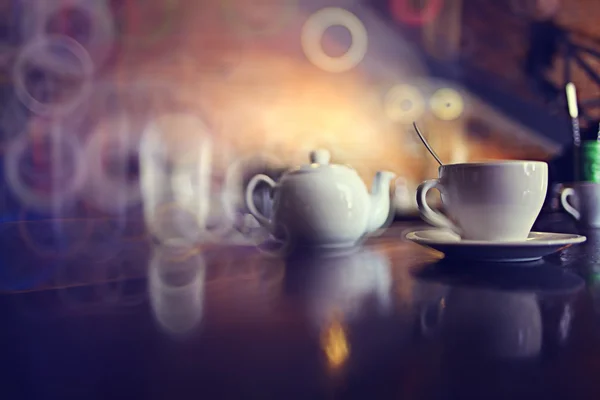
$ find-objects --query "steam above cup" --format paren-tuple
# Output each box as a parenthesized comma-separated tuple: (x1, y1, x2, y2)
(416, 161, 548, 241)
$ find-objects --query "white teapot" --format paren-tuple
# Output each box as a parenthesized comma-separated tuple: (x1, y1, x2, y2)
(245, 149, 395, 248)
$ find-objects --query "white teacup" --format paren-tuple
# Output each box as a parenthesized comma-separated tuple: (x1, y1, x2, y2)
(560, 183, 600, 227)
(417, 161, 548, 241)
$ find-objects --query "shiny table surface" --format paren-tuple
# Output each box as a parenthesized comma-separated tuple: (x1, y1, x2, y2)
(1, 213, 600, 399)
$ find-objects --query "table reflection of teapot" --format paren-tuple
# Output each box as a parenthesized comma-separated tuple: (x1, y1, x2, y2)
(245, 149, 395, 250)
(421, 287, 543, 360)
(148, 244, 206, 336)
(284, 248, 393, 327)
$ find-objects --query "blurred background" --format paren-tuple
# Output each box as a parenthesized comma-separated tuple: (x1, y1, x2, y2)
(0, 0, 597, 230)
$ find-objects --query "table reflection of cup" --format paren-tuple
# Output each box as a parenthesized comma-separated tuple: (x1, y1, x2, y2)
(420, 288, 542, 359)
(140, 113, 237, 245)
(148, 244, 206, 335)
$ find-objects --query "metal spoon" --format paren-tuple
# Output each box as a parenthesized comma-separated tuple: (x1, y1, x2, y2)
(413, 122, 444, 166)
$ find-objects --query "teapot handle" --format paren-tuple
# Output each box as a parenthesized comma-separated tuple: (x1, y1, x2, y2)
(245, 174, 276, 231)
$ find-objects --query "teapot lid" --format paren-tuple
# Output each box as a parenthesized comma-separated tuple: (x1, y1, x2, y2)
(288, 149, 346, 174)
(310, 149, 331, 165)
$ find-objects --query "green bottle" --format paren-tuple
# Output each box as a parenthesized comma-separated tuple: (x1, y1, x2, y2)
(582, 140, 600, 183)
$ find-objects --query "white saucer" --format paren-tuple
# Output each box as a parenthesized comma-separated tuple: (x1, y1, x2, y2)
(405, 229, 587, 262)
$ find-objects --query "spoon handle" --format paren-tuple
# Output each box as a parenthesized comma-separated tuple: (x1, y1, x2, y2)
(413, 122, 443, 166)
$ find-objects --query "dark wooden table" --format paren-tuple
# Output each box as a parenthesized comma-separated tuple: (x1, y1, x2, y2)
(1, 213, 599, 399)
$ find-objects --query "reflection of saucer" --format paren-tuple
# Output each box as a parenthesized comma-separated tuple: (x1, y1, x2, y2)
(415, 260, 585, 295)
(406, 229, 587, 262)
(257, 232, 367, 257)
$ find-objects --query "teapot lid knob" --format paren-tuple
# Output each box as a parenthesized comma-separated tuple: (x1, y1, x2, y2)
(310, 149, 331, 165)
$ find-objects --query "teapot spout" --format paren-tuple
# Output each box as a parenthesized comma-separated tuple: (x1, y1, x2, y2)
(368, 171, 396, 234)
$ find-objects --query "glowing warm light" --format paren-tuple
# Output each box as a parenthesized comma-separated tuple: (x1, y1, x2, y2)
(384, 84, 425, 123)
(301, 7, 368, 73)
(430, 88, 464, 121)
(321, 317, 350, 369)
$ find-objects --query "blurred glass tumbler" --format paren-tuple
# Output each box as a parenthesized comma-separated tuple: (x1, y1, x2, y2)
(581, 141, 600, 183)
(139, 115, 237, 245)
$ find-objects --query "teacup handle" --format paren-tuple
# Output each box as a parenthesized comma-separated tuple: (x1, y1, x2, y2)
(560, 188, 581, 221)
(245, 174, 275, 231)
(416, 179, 460, 233)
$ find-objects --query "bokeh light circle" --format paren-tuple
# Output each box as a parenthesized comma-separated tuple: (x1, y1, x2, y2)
(220, 0, 297, 37)
(429, 88, 464, 121)
(12, 35, 94, 117)
(20, 0, 116, 69)
(301, 7, 368, 73)
(4, 126, 87, 212)
(383, 84, 426, 123)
